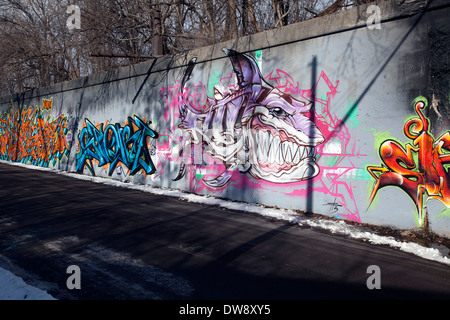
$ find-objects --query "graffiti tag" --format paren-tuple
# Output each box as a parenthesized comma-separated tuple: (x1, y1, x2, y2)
(367, 96, 450, 226)
(0, 98, 69, 167)
(76, 115, 159, 176)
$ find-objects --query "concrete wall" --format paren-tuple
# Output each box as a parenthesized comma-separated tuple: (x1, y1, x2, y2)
(1, 0, 449, 236)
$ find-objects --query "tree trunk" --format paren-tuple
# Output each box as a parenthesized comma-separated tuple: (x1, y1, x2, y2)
(273, 0, 289, 27)
(242, 0, 248, 36)
(202, 0, 215, 41)
(317, 0, 347, 17)
(247, 0, 259, 33)
(227, 0, 239, 39)
(152, 7, 164, 56)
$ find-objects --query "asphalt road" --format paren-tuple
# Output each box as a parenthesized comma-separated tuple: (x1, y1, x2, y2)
(0, 162, 450, 303)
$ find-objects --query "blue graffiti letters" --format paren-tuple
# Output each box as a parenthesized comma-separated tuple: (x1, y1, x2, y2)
(76, 115, 159, 176)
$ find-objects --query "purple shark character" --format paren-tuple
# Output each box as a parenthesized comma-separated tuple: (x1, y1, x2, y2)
(173, 48, 325, 188)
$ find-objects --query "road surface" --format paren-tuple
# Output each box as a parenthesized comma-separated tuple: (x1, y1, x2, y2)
(0, 162, 450, 304)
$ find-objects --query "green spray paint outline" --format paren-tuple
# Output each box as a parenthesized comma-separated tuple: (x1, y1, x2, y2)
(208, 67, 222, 97)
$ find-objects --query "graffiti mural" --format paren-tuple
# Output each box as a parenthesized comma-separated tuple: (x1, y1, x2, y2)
(367, 96, 450, 226)
(157, 48, 365, 222)
(75, 115, 159, 177)
(171, 48, 325, 189)
(0, 98, 69, 167)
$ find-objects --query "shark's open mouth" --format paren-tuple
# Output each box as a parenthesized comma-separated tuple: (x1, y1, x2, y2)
(247, 115, 321, 183)
(253, 128, 316, 171)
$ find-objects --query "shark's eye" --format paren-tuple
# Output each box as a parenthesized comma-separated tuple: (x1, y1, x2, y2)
(269, 107, 290, 119)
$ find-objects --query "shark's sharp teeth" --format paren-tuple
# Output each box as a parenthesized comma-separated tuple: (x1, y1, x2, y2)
(304, 146, 310, 159)
(280, 142, 286, 160)
(268, 136, 278, 164)
(288, 142, 295, 163)
(258, 131, 266, 153)
(270, 135, 281, 164)
(293, 146, 300, 164)
(286, 142, 294, 163)
(265, 131, 271, 153)
(255, 130, 260, 145)
(273, 135, 281, 149)
(257, 136, 263, 154)
(282, 142, 292, 163)
(276, 144, 283, 165)
(257, 131, 267, 162)
(259, 145, 267, 162)
(268, 146, 275, 163)
(298, 146, 305, 160)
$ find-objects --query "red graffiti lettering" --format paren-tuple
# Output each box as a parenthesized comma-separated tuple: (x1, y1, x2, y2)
(367, 97, 450, 225)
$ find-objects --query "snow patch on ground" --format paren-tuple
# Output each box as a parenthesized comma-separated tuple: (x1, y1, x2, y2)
(0, 267, 56, 300)
(78, 244, 195, 298)
(44, 236, 80, 252)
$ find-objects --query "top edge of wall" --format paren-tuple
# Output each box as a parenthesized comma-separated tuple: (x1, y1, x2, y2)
(0, 0, 442, 105)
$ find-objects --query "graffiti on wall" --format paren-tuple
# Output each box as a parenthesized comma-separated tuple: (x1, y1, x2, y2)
(75, 115, 159, 177)
(158, 48, 366, 222)
(367, 96, 450, 226)
(171, 48, 325, 189)
(0, 98, 69, 167)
